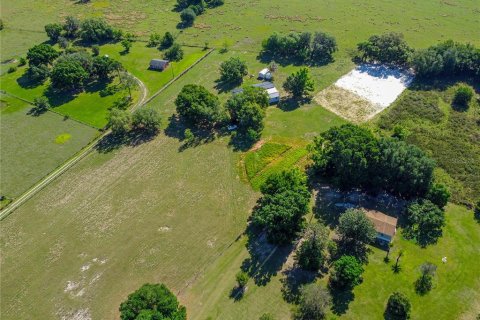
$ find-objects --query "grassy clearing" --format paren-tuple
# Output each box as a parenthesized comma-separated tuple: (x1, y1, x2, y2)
(244, 142, 291, 180)
(250, 147, 309, 191)
(373, 80, 480, 205)
(0, 65, 136, 128)
(100, 43, 207, 94)
(0, 94, 98, 198)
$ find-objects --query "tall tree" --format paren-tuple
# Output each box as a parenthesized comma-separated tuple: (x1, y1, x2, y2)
(44, 23, 63, 42)
(26, 44, 59, 66)
(295, 222, 329, 271)
(296, 284, 332, 320)
(283, 68, 314, 98)
(219, 57, 248, 84)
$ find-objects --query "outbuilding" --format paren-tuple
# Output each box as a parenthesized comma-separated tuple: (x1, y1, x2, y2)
(232, 82, 280, 104)
(364, 210, 398, 245)
(149, 59, 169, 71)
(258, 68, 272, 80)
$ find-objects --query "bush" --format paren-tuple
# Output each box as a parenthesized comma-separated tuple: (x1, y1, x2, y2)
(357, 32, 413, 65)
(119, 283, 186, 320)
(385, 292, 411, 320)
(44, 23, 63, 42)
(453, 85, 474, 108)
(33, 96, 50, 111)
(27, 64, 50, 82)
(330, 255, 364, 288)
(147, 32, 162, 47)
(121, 39, 132, 53)
(132, 108, 161, 133)
(161, 31, 175, 49)
(180, 8, 196, 26)
(164, 43, 184, 61)
(7, 66, 17, 73)
(91, 45, 100, 56)
(236, 270, 249, 288)
(219, 57, 248, 84)
(63, 16, 80, 38)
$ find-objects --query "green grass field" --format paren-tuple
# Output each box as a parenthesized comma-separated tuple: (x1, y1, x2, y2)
(0, 94, 98, 198)
(244, 142, 291, 179)
(1, 0, 479, 319)
(0, 65, 133, 128)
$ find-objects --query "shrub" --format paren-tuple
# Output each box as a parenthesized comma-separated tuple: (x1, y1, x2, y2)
(236, 271, 249, 288)
(107, 108, 131, 135)
(27, 64, 50, 82)
(33, 96, 50, 111)
(58, 36, 69, 49)
(7, 66, 17, 73)
(259, 313, 275, 320)
(121, 39, 132, 53)
(119, 283, 186, 320)
(44, 23, 63, 42)
(161, 31, 175, 49)
(18, 57, 27, 66)
(63, 16, 80, 38)
(80, 18, 116, 43)
(147, 32, 162, 47)
(91, 45, 100, 56)
(219, 57, 248, 84)
(330, 255, 364, 288)
(385, 292, 411, 320)
(415, 263, 436, 295)
(453, 85, 474, 108)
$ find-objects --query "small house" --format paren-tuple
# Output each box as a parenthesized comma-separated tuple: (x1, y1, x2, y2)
(150, 59, 169, 71)
(364, 210, 398, 245)
(258, 68, 272, 80)
(232, 82, 280, 104)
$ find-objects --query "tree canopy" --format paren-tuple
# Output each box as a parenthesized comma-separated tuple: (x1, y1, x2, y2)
(330, 255, 364, 288)
(309, 124, 435, 198)
(107, 108, 131, 135)
(295, 222, 329, 271)
(385, 292, 411, 320)
(132, 108, 162, 134)
(296, 283, 332, 320)
(283, 68, 315, 98)
(119, 283, 186, 320)
(26, 44, 59, 66)
(44, 23, 63, 42)
(337, 209, 377, 257)
(164, 43, 184, 62)
(80, 18, 116, 43)
(175, 84, 226, 127)
(405, 200, 445, 246)
(50, 59, 89, 91)
(219, 57, 248, 84)
(357, 32, 413, 65)
(253, 169, 311, 244)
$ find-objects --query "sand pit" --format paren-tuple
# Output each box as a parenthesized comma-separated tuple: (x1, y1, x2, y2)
(316, 64, 414, 122)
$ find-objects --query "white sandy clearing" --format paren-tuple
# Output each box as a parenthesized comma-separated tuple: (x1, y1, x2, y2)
(335, 64, 414, 107)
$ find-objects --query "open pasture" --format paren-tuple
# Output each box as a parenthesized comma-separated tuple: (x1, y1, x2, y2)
(0, 94, 98, 199)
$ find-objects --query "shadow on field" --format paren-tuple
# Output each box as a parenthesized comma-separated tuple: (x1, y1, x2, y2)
(280, 266, 317, 303)
(16, 71, 45, 89)
(329, 285, 355, 316)
(278, 96, 312, 111)
(95, 130, 157, 153)
(164, 114, 218, 152)
(214, 79, 239, 94)
(240, 225, 293, 287)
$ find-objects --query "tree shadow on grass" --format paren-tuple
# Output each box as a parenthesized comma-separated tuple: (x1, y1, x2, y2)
(278, 96, 312, 112)
(240, 225, 293, 287)
(43, 86, 77, 107)
(256, 52, 305, 67)
(329, 285, 355, 316)
(214, 79, 239, 94)
(164, 114, 217, 152)
(280, 266, 317, 303)
(409, 75, 480, 92)
(229, 286, 246, 302)
(95, 130, 157, 153)
(228, 131, 257, 152)
(26, 106, 48, 117)
(84, 79, 109, 94)
(16, 71, 45, 90)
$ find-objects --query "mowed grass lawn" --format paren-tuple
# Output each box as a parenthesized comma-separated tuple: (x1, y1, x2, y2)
(0, 65, 135, 128)
(0, 94, 98, 198)
(100, 42, 208, 94)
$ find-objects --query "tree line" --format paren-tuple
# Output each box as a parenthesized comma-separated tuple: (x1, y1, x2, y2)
(176, 0, 224, 28)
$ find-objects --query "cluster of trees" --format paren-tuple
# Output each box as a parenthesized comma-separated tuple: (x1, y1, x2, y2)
(175, 81, 269, 143)
(107, 107, 161, 136)
(177, 0, 224, 27)
(119, 283, 186, 320)
(412, 40, 480, 78)
(226, 86, 269, 142)
(252, 168, 311, 244)
(147, 31, 175, 49)
(309, 124, 436, 198)
(262, 31, 338, 64)
(26, 44, 122, 90)
(45, 16, 122, 45)
(356, 33, 480, 80)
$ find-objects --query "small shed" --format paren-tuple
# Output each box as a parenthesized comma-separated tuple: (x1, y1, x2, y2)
(266, 87, 280, 104)
(150, 59, 169, 71)
(232, 82, 280, 105)
(258, 68, 272, 80)
(365, 210, 398, 244)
